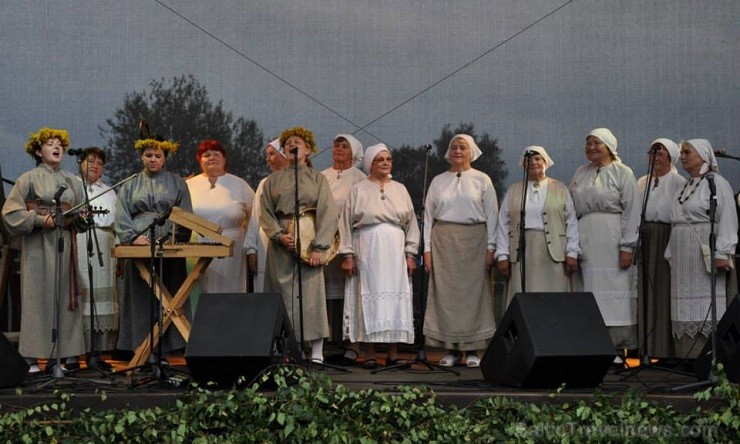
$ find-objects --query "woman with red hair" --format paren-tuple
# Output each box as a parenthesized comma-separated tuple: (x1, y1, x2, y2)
(187, 139, 254, 305)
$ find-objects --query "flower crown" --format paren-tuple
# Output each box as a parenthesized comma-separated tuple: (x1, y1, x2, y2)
(279, 126, 318, 154)
(25, 128, 70, 159)
(134, 138, 179, 154)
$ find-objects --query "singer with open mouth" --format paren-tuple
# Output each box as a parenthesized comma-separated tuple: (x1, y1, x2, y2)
(665, 139, 737, 359)
(114, 126, 192, 358)
(2, 127, 87, 374)
(259, 126, 337, 363)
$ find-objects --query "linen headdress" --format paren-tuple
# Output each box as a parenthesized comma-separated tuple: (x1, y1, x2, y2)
(682, 138, 717, 174)
(334, 133, 364, 168)
(444, 134, 482, 163)
(268, 138, 285, 157)
(650, 138, 679, 173)
(519, 145, 554, 169)
(588, 128, 619, 161)
(363, 143, 391, 174)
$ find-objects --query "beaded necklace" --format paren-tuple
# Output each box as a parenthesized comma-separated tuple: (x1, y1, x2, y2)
(677, 175, 704, 205)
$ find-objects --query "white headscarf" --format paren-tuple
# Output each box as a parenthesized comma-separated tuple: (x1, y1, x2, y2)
(444, 134, 483, 163)
(519, 145, 554, 170)
(364, 143, 391, 175)
(268, 138, 285, 157)
(650, 138, 679, 172)
(684, 138, 718, 175)
(588, 128, 619, 161)
(334, 133, 364, 168)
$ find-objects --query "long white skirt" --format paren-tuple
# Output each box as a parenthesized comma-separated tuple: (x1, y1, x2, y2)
(343, 224, 414, 344)
(667, 223, 727, 340)
(577, 212, 637, 328)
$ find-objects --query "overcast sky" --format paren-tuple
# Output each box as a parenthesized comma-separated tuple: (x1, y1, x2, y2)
(1, 0, 737, 195)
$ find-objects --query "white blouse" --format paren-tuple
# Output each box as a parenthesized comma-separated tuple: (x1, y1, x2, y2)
(496, 179, 580, 261)
(668, 174, 738, 256)
(84, 179, 117, 229)
(634, 171, 686, 223)
(423, 169, 498, 253)
(339, 179, 420, 256)
(569, 161, 639, 251)
(321, 166, 367, 211)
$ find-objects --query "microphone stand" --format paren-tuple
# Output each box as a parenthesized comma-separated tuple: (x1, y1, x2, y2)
(32, 185, 113, 389)
(618, 146, 690, 380)
(378, 144, 459, 375)
(517, 154, 532, 293)
(289, 151, 347, 373)
(292, 152, 305, 355)
(75, 157, 113, 376)
(49, 186, 67, 379)
(670, 176, 721, 392)
(31, 175, 136, 390)
(122, 211, 174, 386)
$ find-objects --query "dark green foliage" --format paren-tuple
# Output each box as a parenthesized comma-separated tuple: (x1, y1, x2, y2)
(0, 365, 736, 443)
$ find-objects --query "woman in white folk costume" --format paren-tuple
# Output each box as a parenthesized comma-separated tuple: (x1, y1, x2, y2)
(569, 128, 639, 361)
(74, 147, 119, 359)
(633, 139, 685, 358)
(245, 139, 286, 292)
(2, 128, 86, 373)
(321, 134, 366, 365)
(666, 139, 737, 359)
(339, 144, 419, 369)
(115, 130, 193, 355)
(260, 127, 337, 362)
(186, 139, 254, 310)
(495, 146, 580, 307)
(423, 134, 498, 368)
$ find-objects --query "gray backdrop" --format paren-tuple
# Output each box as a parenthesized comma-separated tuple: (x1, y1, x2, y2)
(1, 0, 737, 190)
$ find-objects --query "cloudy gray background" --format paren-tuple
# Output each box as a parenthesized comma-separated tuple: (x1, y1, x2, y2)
(1, 0, 737, 194)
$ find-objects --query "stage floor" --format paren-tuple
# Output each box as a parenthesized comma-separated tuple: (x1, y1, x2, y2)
(0, 351, 704, 414)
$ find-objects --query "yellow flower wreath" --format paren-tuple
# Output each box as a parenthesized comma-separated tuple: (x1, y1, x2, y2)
(134, 138, 179, 154)
(279, 126, 318, 154)
(24, 128, 70, 159)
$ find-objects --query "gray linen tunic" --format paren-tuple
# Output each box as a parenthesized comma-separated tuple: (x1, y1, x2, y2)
(2, 163, 86, 359)
(260, 165, 337, 342)
(114, 169, 192, 353)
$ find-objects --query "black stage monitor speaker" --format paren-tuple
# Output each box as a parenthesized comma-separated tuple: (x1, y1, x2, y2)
(481, 292, 615, 388)
(694, 296, 739, 383)
(0, 333, 29, 388)
(185, 293, 303, 388)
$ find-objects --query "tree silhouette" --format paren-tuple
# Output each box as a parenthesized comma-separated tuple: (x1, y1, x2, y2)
(99, 75, 267, 187)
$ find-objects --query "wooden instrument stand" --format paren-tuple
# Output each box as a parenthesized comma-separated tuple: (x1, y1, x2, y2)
(112, 207, 233, 368)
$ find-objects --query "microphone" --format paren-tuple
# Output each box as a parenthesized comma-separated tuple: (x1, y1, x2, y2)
(705, 172, 716, 196)
(714, 149, 727, 157)
(523, 150, 538, 157)
(154, 194, 183, 227)
(66, 148, 87, 157)
(423, 144, 432, 151)
(53, 185, 67, 203)
(154, 207, 172, 227)
(289, 147, 299, 154)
